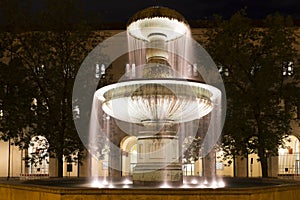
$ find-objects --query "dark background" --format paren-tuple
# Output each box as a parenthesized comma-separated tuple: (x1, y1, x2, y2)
(89, 0, 300, 22)
(1, 0, 300, 25)
(77, 0, 300, 22)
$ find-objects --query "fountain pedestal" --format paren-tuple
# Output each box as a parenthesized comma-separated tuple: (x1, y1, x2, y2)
(133, 132, 182, 186)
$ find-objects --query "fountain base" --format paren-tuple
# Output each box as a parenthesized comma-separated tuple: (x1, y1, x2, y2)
(133, 163, 183, 186)
(132, 133, 182, 186)
(2, 178, 300, 200)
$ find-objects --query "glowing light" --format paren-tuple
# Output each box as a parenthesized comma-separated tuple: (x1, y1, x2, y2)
(191, 179, 198, 184)
(91, 178, 112, 188)
(197, 184, 207, 188)
(123, 179, 133, 185)
(102, 179, 109, 186)
(203, 180, 208, 185)
(218, 180, 226, 188)
(181, 184, 191, 188)
(210, 181, 218, 188)
(160, 182, 172, 188)
(91, 180, 101, 188)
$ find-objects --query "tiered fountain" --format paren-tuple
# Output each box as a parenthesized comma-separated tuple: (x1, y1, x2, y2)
(94, 6, 221, 186)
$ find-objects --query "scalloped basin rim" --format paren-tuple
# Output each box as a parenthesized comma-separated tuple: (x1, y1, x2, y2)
(95, 79, 221, 124)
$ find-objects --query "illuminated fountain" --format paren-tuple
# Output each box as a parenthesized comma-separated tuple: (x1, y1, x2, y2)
(3, 6, 299, 200)
(93, 6, 222, 186)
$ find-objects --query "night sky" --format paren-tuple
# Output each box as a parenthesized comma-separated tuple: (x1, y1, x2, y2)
(1, 0, 300, 26)
(81, 0, 300, 22)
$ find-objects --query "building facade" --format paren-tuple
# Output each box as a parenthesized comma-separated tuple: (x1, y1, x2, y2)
(0, 28, 300, 179)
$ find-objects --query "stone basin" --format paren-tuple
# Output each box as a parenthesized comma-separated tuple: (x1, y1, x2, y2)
(1, 177, 300, 200)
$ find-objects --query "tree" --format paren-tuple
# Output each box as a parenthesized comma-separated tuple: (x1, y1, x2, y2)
(181, 115, 211, 164)
(0, 0, 103, 177)
(204, 10, 299, 177)
(0, 57, 36, 148)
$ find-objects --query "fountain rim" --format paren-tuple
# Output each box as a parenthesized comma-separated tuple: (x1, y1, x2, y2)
(95, 79, 221, 124)
(127, 18, 190, 42)
(126, 6, 190, 42)
(95, 79, 221, 103)
(126, 6, 189, 27)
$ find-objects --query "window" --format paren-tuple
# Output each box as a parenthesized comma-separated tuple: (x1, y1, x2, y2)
(282, 61, 294, 76)
(95, 64, 106, 78)
(218, 66, 229, 76)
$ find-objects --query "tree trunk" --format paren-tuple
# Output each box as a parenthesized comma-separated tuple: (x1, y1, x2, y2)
(255, 108, 268, 178)
(258, 149, 268, 177)
(57, 117, 65, 178)
(57, 151, 64, 177)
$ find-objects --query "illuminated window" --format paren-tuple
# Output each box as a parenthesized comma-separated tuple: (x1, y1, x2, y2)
(0, 109, 3, 120)
(282, 61, 294, 76)
(95, 64, 105, 78)
(218, 66, 229, 76)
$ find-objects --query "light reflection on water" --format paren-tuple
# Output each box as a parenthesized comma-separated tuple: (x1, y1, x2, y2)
(90, 177, 226, 189)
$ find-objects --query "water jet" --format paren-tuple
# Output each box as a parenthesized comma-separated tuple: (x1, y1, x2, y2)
(92, 6, 222, 187)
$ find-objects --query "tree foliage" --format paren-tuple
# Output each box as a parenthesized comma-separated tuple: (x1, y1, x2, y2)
(204, 10, 299, 177)
(0, 0, 103, 177)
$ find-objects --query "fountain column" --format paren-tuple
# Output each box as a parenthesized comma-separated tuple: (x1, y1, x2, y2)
(133, 125, 182, 185)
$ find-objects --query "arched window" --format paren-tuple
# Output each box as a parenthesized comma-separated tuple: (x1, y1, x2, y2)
(278, 135, 300, 176)
(120, 136, 137, 176)
(28, 136, 49, 174)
